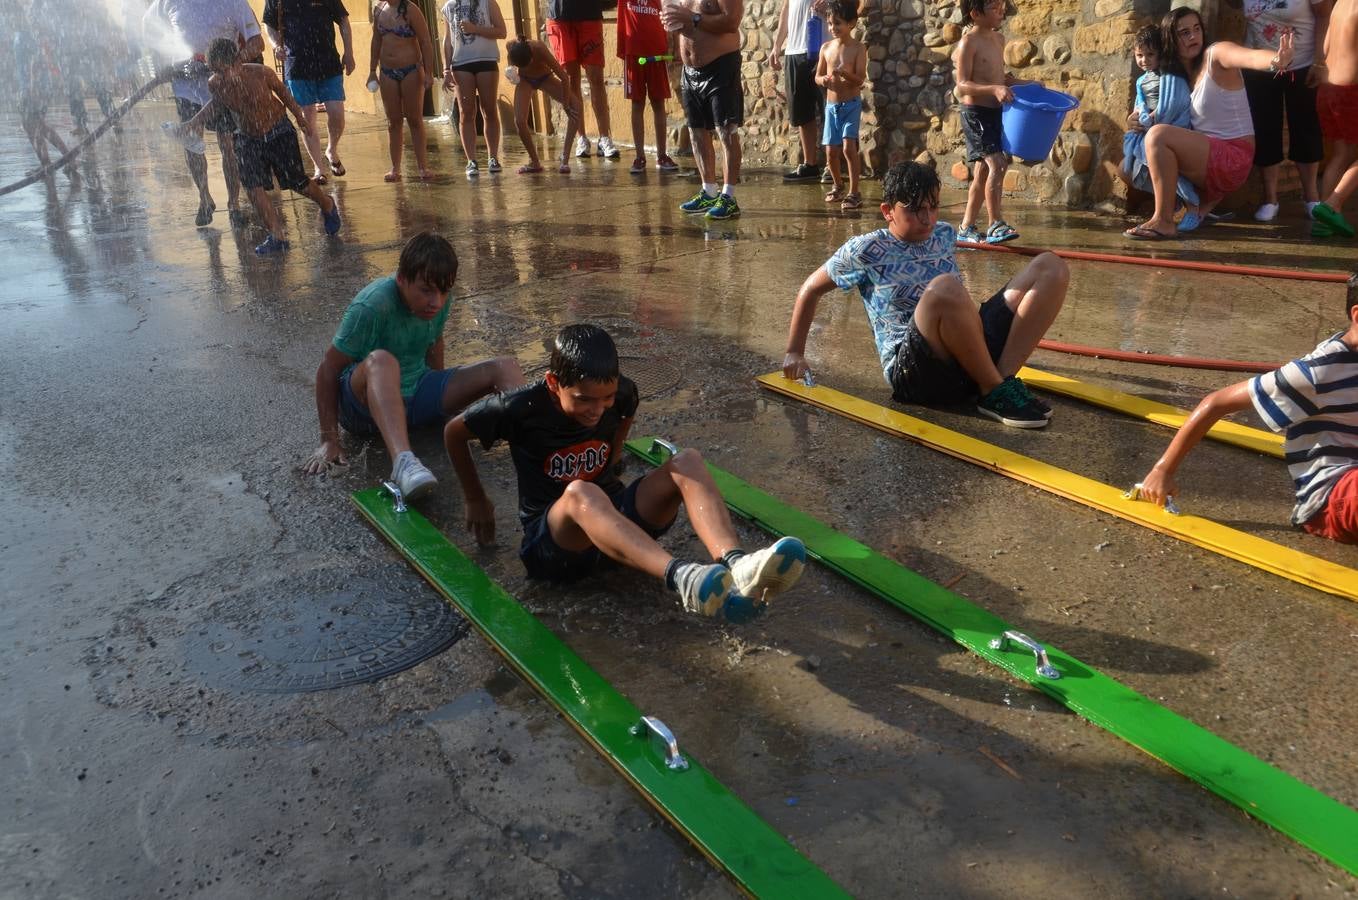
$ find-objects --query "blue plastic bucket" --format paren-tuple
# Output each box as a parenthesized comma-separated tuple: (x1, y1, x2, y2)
(1001, 83, 1080, 162)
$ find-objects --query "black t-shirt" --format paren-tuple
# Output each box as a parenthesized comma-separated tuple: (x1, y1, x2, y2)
(548, 0, 604, 21)
(263, 0, 348, 81)
(462, 377, 640, 527)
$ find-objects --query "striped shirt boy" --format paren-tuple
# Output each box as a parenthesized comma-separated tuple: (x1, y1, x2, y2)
(1250, 332, 1358, 525)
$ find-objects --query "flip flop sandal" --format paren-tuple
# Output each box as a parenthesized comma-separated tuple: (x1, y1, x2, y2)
(1124, 224, 1175, 241)
(312, 171, 328, 185)
(517, 164, 544, 174)
(326, 155, 345, 177)
(841, 192, 862, 210)
(383, 171, 402, 182)
(824, 188, 845, 203)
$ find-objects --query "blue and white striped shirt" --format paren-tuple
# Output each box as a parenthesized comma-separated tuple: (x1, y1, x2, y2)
(1249, 332, 1358, 525)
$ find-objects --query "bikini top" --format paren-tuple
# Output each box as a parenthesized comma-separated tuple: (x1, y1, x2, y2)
(378, 13, 417, 38)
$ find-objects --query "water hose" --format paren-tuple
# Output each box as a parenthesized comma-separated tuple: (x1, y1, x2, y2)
(1036, 339, 1280, 374)
(957, 239, 1351, 284)
(0, 69, 173, 198)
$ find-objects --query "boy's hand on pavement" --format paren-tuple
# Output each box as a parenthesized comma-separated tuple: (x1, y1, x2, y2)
(302, 441, 348, 475)
(466, 497, 496, 545)
(782, 351, 810, 381)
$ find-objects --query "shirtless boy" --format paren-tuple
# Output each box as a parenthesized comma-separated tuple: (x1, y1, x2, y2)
(953, 0, 1023, 244)
(816, 0, 866, 210)
(663, 0, 745, 220)
(191, 37, 341, 254)
(505, 35, 583, 174)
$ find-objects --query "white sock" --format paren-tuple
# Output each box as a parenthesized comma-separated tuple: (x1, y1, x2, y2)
(702, 182, 717, 197)
(721, 184, 734, 198)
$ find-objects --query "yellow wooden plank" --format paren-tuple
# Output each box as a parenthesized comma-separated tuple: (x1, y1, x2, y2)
(756, 373, 1358, 603)
(1019, 367, 1284, 460)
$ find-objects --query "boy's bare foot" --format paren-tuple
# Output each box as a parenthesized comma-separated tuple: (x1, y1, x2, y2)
(194, 198, 216, 227)
(384, 170, 402, 182)
(517, 163, 543, 174)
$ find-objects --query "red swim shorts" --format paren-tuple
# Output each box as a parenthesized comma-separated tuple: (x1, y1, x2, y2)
(624, 57, 671, 101)
(1317, 82, 1358, 144)
(1202, 135, 1254, 203)
(546, 19, 604, 68)
(1302, 467, 1358, 544)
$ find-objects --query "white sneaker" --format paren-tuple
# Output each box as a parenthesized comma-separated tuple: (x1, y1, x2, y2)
(574, 135, 591, 158)
(465, 160, 479, 178)
(1254, 202, 1279, 222)
(597, 135, 620, 159)
(1306, 201, 1321, 220)
(729, 537, 807, 605)
(673, 562, 734, 617)
(487, 156, 502, 173)
(391, 451, 438, 500)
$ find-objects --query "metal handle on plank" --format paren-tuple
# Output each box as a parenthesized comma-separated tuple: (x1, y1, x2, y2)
(381, 480, 408, 514)
(989, 630, 1062, 680)
(631, 715, 689, 771)
(650, 438, 679, 459)
(801, 369, 816, 387)
(1124, 482, 1181, 516)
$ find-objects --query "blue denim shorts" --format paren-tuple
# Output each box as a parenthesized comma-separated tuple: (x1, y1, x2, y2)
(519, 477, 675, 583)
(823, 98, 862, 147)
(287, 74, 346, 105)
(338, 366, 458, 435)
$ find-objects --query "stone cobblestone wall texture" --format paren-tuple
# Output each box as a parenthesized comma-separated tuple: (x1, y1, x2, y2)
(737, 0, 1181, 206)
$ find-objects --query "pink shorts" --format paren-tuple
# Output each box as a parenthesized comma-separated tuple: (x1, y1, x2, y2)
(1318, 83, 1358, 145)
(1302, 467, 1358, 544)
(1202, 135, 1254, 203)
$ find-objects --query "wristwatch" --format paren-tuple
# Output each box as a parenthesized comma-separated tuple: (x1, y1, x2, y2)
(692, 12, 702, 28)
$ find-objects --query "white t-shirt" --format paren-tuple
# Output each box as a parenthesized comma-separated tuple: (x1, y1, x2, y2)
(782, 0, 815, 56)
(144, 0, 262, 104)
(1243, 0, 1321, 70)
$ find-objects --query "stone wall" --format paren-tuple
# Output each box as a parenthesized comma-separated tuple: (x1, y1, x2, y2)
(733, 0, 1171, 206)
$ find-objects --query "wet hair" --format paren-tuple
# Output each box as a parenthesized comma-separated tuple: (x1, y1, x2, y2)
(881, 161, 940, 211)
(207, 37, 238, 69)
(396, 231, 458, 292)
(550, 324, 619, 387)
(507, 35, 532, 66)
(960, 0, 987, 22)
(1161, 7, 1207, 78)
(1348, 273, 1358, 316)
(1134, 24, 1161, 55)
(829, 0, 858, 23)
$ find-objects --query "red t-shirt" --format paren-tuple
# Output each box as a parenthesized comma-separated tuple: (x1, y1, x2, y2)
(616, 0, 668, 58)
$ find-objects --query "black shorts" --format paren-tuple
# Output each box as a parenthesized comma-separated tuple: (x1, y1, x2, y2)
(1243, 67, 1323, 167)
(452, 59, 499, 75)
(960, 103, 1005, 163)
(783, 51, 823, 127)
(889, 286, 1014, 404)
(175, 96, 237, 134)
(681, 51, 744, 130)
(236, 120, 311, 192)
(519, 477, 675, 583)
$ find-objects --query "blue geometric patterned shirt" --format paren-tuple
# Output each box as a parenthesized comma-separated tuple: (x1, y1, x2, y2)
(824, 222, 961, 383)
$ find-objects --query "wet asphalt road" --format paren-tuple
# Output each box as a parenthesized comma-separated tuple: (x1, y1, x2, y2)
(2, 104, 1357, 898)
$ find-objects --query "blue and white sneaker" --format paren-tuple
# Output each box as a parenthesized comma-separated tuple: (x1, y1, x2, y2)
(322, 204, 342, 235)
(674, 562, 735, 617)
(729, 537, 806, 605)
(254, 234, 290, 255)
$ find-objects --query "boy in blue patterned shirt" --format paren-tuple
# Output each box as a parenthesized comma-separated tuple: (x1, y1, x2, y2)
(782, 161, 1068, 428)
(1139, 273, 1358, 543)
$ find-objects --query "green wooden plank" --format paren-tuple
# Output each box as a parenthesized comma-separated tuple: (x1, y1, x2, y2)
(352, 487, 851, 900)
(625, 438, 1358, 877)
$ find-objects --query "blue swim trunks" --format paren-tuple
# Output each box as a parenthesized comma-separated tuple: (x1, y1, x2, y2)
(823, 97, 862, 147)
(287, 74, 346, 105)
(338, 365, 459, 435)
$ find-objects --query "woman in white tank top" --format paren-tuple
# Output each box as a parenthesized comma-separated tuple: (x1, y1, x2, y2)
(441, 0, 508, 177)
(1125, 7, 1295, 240)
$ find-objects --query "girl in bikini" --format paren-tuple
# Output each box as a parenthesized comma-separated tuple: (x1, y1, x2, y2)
(1124, 7, 1294, 240)
(369, 0, 436, 181)
(505, 35, 582, 174)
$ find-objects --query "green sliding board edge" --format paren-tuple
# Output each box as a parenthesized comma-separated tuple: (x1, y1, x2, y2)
(624, 437, 1358, 877)
(352, 488, 851, 900)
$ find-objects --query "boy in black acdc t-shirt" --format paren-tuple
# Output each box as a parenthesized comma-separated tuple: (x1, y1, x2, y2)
(444, 324, 806, 622)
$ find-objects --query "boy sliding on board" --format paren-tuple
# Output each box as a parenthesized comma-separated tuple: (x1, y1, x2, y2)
(443, 324, 806, 622)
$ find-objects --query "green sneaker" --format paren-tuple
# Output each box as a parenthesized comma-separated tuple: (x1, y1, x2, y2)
(680, 190, 719, 214)
(705, 193, 740, 220)
(977, 375, 1048, 429)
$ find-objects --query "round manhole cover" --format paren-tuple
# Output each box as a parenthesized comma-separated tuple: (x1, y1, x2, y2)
(189, 567, 470, 693)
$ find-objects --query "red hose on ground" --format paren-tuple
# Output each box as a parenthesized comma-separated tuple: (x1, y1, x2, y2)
(1036, 339, 1280, 373)
(957, 239, 1351, 284)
